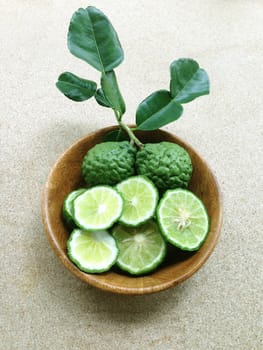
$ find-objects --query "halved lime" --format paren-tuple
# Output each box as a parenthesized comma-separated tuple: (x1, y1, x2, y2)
(157, 189, 209, 251)
(62, 188, 87, 227)
(73, 186, 123, 231)
(116, 176, 158, 227)
(67, 229, 118, 273)
(112, 220, 166, 275)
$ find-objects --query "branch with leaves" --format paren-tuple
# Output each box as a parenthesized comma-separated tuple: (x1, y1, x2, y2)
(56, 6, 210, 147)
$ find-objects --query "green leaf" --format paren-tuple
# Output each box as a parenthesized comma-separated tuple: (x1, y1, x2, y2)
(101, 71, 126, 116)
(103, 129, 129, 142)
(95, 89, 111, 108)
(136, 90, 183, 131)
(170, 58, 210, 104)
(67, 6, 124, 73)
(56, 72, 97, 101)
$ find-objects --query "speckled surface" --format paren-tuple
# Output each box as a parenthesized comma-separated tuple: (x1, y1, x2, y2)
(1, 1, 262, 349)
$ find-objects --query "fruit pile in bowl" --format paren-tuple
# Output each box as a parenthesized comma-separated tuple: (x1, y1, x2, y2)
(64, 138, 209, 276)
(41, 6, 222, 294)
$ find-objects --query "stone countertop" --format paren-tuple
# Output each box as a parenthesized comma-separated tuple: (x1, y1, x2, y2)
(1, 1, 262, 349)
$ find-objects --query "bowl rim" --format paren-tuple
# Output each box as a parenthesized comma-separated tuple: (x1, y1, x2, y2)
(41, 125, 223, 295)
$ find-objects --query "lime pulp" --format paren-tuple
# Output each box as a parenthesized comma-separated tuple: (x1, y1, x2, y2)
(157, 189, 209, 251)
(116, 176, 158, 227)
(112, 220, 166, 275)
(73, 186, 123, 231)
(67, 229, 119, 273)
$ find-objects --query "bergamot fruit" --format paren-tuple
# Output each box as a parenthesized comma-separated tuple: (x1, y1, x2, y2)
(81, 141, 136, 186)
(135, 142, 192, 191)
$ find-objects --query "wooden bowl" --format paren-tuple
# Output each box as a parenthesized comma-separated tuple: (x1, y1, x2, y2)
(42, 125, 223, 295)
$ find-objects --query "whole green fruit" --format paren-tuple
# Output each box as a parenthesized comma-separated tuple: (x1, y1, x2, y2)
(81, 141, 136, 186)
(136, 142, 192, 191)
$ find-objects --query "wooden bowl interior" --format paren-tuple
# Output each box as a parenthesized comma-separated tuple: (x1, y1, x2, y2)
(42, 126, 222, 294)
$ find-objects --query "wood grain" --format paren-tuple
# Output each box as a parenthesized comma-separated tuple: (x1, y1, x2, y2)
(41, 126, 223, 295)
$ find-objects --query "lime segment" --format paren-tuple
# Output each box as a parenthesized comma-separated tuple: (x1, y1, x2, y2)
(157, 189, 209, 251)
(116, 176, 158, 227)
(73, 186, 123, 230)
(62, 188, 87, 227)
(112, 220, 166, 275)
(67, 229, 118, 273)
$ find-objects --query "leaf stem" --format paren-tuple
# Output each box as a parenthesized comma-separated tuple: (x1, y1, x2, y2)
(119, 121, 144, 148)
(113, 110, 143, 148)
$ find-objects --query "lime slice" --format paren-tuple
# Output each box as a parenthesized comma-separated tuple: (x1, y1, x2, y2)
(112, 220, 166, 275)
(116, 176, 158, 227)
(157, 189, 209, 251)
(67, 229, 118, 273)
(73, 186, 123, 231)
(62, 188, 87, 227)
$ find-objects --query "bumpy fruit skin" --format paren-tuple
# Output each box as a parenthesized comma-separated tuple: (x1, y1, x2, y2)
(136, 142, 192, 191)
(81, 141, 136, 186)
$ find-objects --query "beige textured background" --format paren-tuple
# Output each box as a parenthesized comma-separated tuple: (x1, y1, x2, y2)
(1, 1, 262, 349)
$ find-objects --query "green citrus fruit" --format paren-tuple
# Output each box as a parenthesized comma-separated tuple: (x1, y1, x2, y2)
(62, 188, 87, 228)
(157, 189, 209, 251)
(73, 186, 123, 231)
(67, 229, 118, 273)
(136, 142, 192, 191)
(116, 176, 158, 226)
(112, 220, 166, 275)
(81, 141, 136, 186)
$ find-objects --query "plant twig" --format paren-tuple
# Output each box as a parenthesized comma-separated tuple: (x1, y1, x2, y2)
(113, 110, 143, 148)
